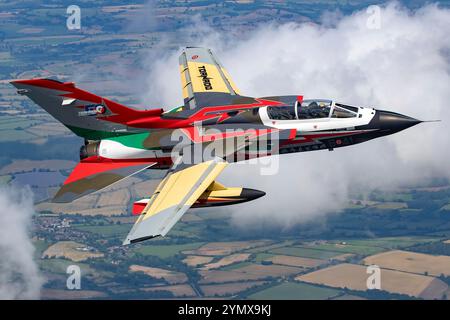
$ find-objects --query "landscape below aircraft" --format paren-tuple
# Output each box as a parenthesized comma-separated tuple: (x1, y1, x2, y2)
(11, 47, 424, 244)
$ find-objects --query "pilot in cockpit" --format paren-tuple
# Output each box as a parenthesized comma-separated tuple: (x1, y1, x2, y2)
(299, 100, 330, 119)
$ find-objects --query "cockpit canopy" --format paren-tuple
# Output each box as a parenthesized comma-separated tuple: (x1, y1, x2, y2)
(267, 100, 358, 120)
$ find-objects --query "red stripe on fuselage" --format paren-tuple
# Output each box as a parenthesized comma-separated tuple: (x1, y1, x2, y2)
(126, 99, 284, 129)
(180, 126, 279, 143)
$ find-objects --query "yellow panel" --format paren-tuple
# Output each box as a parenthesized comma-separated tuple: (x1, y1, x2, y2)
(187, 61, 230, 94)
(199, 187, 243, 199)
(221, 67, 241, 95)
(185, 162, 227, 206)
(182, 87, 189, 100)
(179, 65, 188, 87)
(142, 161, 227, 220)
(179, 65, 189, 99)
(207, 181, 226, 191)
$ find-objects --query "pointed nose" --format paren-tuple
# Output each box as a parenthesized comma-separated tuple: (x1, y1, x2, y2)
(377, 110, 422, 132)
(240, 188, 266, 201)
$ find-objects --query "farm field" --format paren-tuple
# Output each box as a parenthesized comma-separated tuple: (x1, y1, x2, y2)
(262, 255, 326, 268)
(199, 264, 302, 284)
(141, 284, 196, 297)
(330, 237, 441, 249)
(134, 242, 205, 259)
(42, 241, 103, 262)
(74, 224, 132, 237)
(202, 253, 251, 270)
(248, 282, 341, 300)
(301, 243, 386, 256)
(96, 189, 130, 207)
(363, 250, 450, 277)
(296, 263, 448, 299)
(129, 265, 188, 284)
(200, 281, 267, 297)
(269, 246, 342, 259)
(185, 241, 271, 256)
(41, 289, 107, 300)
(182, 255, 214, 267)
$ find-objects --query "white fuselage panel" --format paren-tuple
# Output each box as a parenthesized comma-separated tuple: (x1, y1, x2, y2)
(259, 106, 376, 132)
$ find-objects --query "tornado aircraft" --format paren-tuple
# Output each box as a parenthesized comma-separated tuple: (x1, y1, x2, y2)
(11, 47, 423, 244)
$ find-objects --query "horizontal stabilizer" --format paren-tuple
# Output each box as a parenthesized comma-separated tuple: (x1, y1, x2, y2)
(53, 160, 156, 203)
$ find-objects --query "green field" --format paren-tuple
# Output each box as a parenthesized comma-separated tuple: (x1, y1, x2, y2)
(253, 253, 275, 262)
(168, 223, 202, 238)
(248, 282, 340, 300)
(33, 239, 50, 257)
(133, 242, 205, 259)
(329, 237, 441, 249)
(301, 244, 385, 256)
(74, 224, 132, 238)
(246, 241, 295, 254)
(269, 247, 341, 259)
(195, 210, 233, 220)
(172, 222, 204, 234)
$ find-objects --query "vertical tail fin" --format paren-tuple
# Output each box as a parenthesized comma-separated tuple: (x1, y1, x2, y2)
(11, 78, 162, 140)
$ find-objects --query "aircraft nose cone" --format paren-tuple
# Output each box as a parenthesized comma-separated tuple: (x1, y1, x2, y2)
(377, 110, 422, 132)
(240, 188, 266, 201)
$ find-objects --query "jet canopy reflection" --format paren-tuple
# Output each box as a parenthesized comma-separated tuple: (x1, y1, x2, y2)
(267, 100, 359, 120)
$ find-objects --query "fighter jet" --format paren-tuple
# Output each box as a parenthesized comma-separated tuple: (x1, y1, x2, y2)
(11, 47, 423, 244)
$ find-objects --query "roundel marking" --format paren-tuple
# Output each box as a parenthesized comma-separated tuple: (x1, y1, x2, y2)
(192, 55, 199, 60)
(96, 105, 106, 114)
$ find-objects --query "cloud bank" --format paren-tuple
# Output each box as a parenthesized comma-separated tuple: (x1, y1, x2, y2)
(0, 187, 43, 299)
(141, 3, 450, 230)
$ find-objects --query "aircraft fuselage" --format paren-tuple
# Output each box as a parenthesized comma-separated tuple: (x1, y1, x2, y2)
(81, 97, 421, 168)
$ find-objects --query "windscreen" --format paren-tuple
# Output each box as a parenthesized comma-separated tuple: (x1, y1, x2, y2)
(332, 103, 358, 118)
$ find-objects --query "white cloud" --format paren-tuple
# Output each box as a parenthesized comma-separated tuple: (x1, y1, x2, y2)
(0, 186, 43, 299)
(140, 3, 450, 229)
